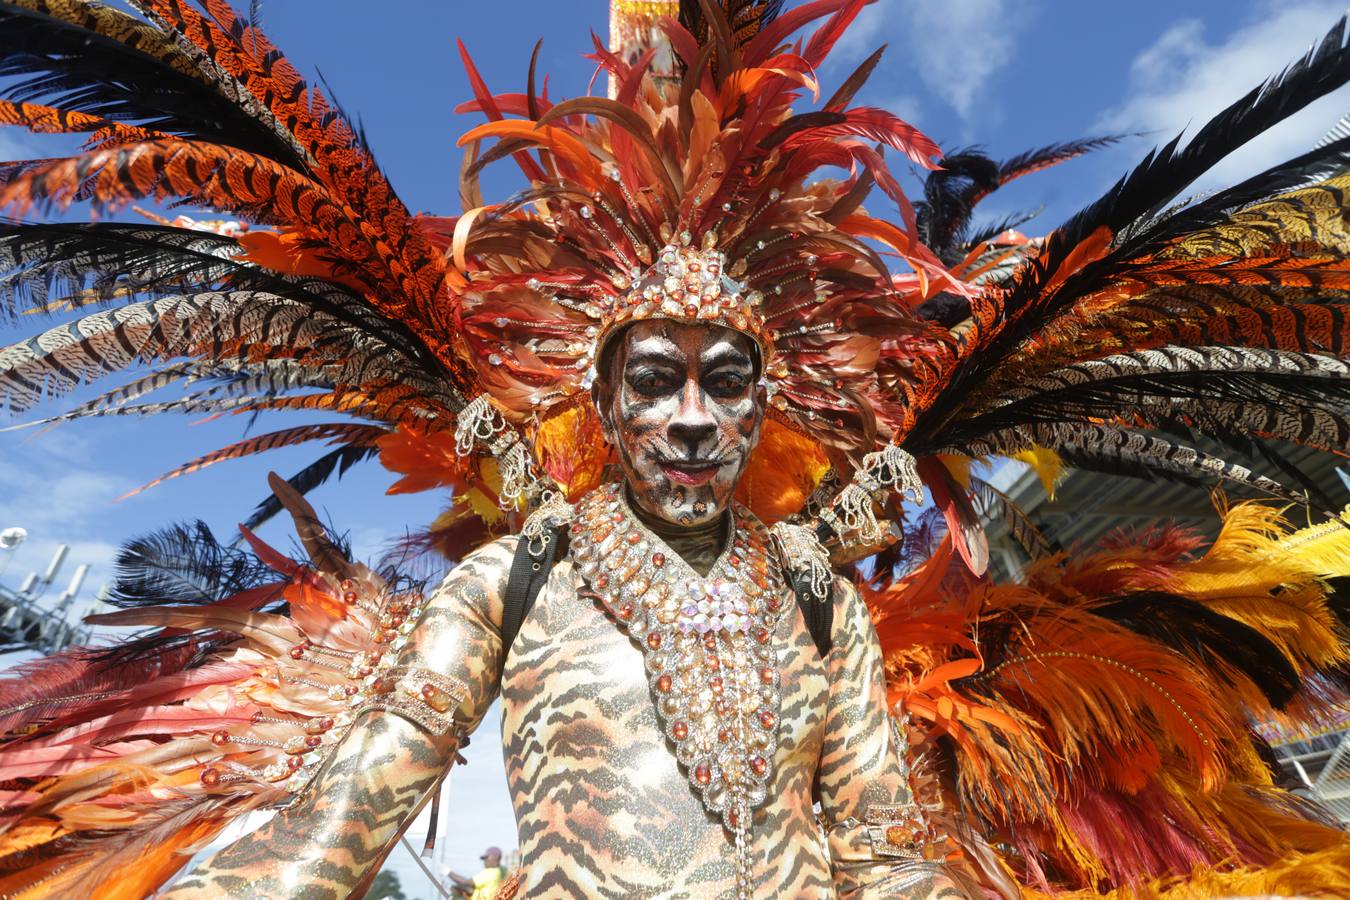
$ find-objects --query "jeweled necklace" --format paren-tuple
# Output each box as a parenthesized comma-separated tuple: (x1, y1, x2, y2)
(569, 483, 788, 899)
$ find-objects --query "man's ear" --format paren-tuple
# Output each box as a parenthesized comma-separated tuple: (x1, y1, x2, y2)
(746, 383, 767, 453)
(591, 377, 615, 440)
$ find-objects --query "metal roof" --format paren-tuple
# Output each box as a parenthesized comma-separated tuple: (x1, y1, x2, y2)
(984, 441, 1350, 582)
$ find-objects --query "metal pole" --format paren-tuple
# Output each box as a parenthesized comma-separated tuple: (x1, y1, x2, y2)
(400, 835, 453, 899)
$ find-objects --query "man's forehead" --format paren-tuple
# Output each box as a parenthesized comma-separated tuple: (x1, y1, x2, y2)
(620, 321, 755, 361)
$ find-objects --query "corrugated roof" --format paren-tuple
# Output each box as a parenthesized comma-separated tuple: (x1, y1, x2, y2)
(984, 441, 1350, 581)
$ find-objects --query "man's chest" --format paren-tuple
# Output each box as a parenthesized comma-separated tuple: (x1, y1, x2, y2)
(498, 563, 830, 796)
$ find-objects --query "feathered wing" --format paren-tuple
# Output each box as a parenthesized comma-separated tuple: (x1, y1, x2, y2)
(849, 14, 1350, 897)
(0, 0, 484, 520)
(0, 479, 442, 898)
(891, 18, 1350, 524)
(870, 500, 1350, 896)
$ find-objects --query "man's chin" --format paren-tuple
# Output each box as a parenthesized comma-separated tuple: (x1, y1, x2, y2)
(627, 483, 722, 527)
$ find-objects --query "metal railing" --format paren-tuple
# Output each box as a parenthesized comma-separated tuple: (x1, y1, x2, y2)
(1287, 729, 1350, 826)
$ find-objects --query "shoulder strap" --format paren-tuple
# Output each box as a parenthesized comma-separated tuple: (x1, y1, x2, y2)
(789, 570, 834, 660)
(501, 526, 567, 653)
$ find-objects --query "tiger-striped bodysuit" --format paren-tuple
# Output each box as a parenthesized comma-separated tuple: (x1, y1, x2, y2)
(168, 507, 961, 898)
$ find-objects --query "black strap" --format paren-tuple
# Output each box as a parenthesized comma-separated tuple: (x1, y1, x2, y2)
(501, 526, 566, 653)
(501, 526, 832, 660)
(790, 571, 834, 660)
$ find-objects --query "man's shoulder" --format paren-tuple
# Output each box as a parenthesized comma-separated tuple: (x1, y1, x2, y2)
(425, 535, 521, 626)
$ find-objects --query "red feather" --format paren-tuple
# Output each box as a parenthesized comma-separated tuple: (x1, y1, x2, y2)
(785, 107, 942, 168)
(743, 0, 857, 66)
(456, 39, 546, 182)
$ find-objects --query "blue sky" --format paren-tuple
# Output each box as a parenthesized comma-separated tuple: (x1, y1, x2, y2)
(3, 0, 1350, 893)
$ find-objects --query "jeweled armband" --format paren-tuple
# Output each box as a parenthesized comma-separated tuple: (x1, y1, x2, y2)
(357, 666, 469, 737)
(863, 802, 937, 861)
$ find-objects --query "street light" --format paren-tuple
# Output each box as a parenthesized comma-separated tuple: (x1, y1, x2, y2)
(0, 527, 26, 578)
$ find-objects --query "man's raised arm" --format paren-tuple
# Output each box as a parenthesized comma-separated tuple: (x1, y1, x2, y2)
(164, 537, 517, 899)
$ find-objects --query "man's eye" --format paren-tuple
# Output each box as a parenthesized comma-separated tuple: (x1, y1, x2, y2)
(706, 372, 748, 396)
(630, 371, 673, 394)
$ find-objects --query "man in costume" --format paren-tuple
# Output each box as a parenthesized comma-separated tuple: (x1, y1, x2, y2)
(4, 1, 1350, 898)
(161, 316, 965, 897)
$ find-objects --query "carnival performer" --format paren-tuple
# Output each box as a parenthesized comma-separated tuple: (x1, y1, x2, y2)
(3, 1, 1350, 898)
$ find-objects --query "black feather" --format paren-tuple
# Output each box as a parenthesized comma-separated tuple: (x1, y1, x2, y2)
(1041, 16, 1350, 298)
(910, 17, 1350, 444)
(964, 208, 1044, 249)
(940, 369, 1350, 452)
(91, 520, 289, 667)
(914, 291, 971, 327)
(0, 3, 305, 167)
(0, 220, 451, 376)
(1119, 132, 1350, 254)
(1052, 442, 1212, 489)
(0, 220, 239, 316)
(995, 135, 1127, 184)
(914, 150, 1000, 262)
(239, 444, 381, 533)
(108, 520, 277, 608)
(1324, 576, 1350, 630)
(1093, 590, 1302, 708)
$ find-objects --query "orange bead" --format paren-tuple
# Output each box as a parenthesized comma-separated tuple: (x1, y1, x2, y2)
(421, 683, 453, 713)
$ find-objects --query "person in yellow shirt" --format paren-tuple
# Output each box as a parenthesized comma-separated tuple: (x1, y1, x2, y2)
(448, 846, 505, 900)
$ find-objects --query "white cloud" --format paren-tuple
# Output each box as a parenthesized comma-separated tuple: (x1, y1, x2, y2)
(1097, 1, 1350, 191)
(0, 430, 128, 625)
(836, 0, 1024, 121)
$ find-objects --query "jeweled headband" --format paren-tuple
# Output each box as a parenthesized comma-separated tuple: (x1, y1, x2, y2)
(593, 240, 774, 367)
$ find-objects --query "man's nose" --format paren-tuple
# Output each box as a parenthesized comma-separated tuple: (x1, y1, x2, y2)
(667, 380, 716, 455)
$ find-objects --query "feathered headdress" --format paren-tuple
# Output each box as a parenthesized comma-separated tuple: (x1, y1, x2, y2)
(447, 0, 968, 524)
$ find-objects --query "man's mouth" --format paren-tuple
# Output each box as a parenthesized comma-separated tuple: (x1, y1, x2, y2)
(659, 460, 722, 486)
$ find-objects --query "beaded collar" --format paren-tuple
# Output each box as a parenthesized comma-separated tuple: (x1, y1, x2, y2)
(568, 483, 788, 896)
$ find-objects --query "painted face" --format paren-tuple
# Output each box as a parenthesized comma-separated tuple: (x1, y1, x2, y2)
(596, 320, 765, 528)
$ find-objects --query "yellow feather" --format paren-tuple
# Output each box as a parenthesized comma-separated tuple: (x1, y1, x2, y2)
(1010, 445, 1063, 499)
(1265, 502, 1350, 578)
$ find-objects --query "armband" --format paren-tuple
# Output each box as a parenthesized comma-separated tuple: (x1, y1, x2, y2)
(357, 666, 469, 737)
(863, 802, 938, 861)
